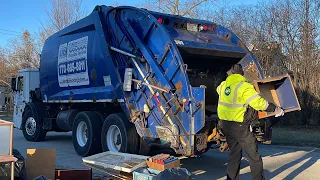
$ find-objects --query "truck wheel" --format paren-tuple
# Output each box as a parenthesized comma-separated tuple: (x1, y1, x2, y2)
(21, 108, 47, 142)
(72, 111, 102, 157)
(101, 113, 140, 154)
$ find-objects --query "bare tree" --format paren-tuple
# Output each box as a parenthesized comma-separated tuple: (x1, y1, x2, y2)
(38, 0, 86, 47)
(142, 0, 216, 18)
(205, 0, 320, 125)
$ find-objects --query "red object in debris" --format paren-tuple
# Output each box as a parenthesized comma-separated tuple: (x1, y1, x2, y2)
(55, 169, 92, 180)
(183, 99, 188, 104)
(154, 94, 162, 106)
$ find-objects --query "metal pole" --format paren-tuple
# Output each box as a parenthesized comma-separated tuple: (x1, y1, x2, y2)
(109, 46, 137, 58)
(132, 79, 169, 93)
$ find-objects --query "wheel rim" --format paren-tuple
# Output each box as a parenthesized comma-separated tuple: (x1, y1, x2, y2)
(25, 117, 37, 136)
(76, 121, 88, 147)
(106, 125, 122, 152)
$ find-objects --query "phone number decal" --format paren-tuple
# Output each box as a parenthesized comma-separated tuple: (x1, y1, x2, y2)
(59, 59, 86, 75)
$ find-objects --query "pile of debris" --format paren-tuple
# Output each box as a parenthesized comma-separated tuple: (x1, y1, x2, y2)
(82, 151, 195, 180)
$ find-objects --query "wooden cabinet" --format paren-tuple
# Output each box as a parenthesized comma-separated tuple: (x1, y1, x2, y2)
(252, 74, 301, 119)
(0, 120, 16, 180)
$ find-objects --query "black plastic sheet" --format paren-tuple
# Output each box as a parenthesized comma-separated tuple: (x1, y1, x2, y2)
(0, 149, 27, 180)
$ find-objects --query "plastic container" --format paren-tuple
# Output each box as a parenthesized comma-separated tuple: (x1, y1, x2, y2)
(133, 168, 160, 180)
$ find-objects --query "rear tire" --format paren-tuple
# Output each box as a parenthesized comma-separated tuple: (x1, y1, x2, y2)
(101, 113, 140, 154)
(21, 108, 47, 142)
(72, 111, 102, 157)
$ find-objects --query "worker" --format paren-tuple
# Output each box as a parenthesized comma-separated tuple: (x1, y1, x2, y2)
(216, 64, 284, 180)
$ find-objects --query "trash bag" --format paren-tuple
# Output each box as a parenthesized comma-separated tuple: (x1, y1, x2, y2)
(33, 175, 48, 180)
(13, 149, 28, 180)
(0, 161, 11, 180)
(0, 149, 27, 180)
(156, 168, 195, 180)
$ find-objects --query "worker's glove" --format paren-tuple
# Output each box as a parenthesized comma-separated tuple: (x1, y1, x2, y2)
(274, 107, 284, 117)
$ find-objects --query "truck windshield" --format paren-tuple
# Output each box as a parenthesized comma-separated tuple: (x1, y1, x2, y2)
(17, 77, 24, 91)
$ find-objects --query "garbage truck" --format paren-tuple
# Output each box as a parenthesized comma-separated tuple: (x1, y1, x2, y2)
(11, 5, 300, 157)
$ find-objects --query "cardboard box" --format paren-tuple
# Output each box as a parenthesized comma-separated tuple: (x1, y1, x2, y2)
(252, 74, 301, 119)
(27, 149, 56, 180)
(146, 159, 180, 171)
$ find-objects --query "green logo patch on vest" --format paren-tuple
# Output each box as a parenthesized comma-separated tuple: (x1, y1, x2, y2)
(225, 86, 231, 96)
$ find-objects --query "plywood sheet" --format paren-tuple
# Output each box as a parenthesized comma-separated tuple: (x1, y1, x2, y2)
(83, 151, 149, 173)
(26, 149, 56, 180)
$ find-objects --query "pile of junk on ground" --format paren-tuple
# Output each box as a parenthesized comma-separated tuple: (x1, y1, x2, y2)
(0, 148, 195, 180)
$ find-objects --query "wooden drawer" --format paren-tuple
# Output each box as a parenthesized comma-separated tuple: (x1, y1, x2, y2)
(252, 74, 301, 119)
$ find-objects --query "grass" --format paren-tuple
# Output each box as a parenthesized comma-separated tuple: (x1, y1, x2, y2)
(272, 126, 320, 148)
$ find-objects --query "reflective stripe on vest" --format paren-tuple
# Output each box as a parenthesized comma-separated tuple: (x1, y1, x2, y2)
(244, 94, 259, 108)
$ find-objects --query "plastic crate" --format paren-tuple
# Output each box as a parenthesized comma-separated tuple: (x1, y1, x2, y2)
(133, 168, 160, 180)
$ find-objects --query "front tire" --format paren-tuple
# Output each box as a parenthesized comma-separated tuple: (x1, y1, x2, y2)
(101, 113, 140, 154)
(21, 108, 47, 142)
(72, 111, 102, 157)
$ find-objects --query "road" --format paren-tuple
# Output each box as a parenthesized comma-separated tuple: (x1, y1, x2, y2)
(12, 129, 320, 180)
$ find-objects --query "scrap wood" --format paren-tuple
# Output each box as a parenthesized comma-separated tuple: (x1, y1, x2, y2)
(83, 163, 133, 180)
(0, 155, 17, 163)
(82, 151, 148, 173)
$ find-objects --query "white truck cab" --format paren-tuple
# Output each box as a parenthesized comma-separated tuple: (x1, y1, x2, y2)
(12, 68, 40, 129)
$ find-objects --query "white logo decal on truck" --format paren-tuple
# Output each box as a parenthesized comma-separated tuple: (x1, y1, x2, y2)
(58, 36, 89, 87)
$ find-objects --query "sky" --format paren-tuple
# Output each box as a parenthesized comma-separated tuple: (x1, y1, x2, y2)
(0, 0, 258, 47)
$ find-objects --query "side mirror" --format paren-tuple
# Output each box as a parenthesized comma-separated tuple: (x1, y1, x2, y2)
(11, 78, 16, 92)
(123, 68, 133, 91)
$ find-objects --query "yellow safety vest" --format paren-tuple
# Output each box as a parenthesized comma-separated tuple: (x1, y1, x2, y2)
(216, 74, 269, 122)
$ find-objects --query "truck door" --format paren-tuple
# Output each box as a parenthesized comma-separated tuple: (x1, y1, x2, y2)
(13, 75, 25, 129)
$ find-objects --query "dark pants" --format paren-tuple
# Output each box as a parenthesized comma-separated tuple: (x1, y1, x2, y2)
(264, 118, 280, 141)
(222, 121, 264, 180)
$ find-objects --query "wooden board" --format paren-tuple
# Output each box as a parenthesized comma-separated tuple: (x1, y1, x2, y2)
(82, 151, 149, 173)
(0, 119, 14, 126)
(83, 163, 133, 180)
(27, 149, 56, 180)
(55, 169, 92, 180)
(0, 155, 17, 163)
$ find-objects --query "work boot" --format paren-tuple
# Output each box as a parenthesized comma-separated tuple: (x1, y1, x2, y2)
(256, 137, 263, 142)
(262, 140, 272, 145)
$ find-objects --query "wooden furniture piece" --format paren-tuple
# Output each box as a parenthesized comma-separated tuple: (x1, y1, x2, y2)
(252, 74, 301, 119)
(82, 151, 149, 174)
(0, 120, 16, 180)
(83, 151, 150, 180)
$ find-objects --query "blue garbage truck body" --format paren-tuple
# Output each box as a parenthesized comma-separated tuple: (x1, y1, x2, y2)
(20, 5, 264, 157)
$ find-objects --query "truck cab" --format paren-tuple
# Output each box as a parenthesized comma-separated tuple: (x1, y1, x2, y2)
(12, 68, 40, 129)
